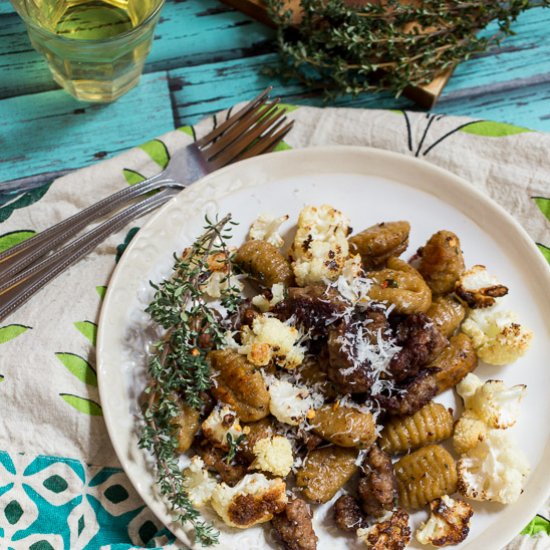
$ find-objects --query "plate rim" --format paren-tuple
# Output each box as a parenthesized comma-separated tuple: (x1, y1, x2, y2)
(97, 145, 550, 550)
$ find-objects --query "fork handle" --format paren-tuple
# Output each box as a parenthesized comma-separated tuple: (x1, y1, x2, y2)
(0, 188, 176, 323)
(0, 172, 175, 282)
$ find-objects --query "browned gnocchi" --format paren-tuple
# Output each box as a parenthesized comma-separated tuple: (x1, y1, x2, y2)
(145, 204, 532, 550)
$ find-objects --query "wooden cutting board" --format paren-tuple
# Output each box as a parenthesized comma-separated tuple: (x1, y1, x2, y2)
(220, 0, 453, 108)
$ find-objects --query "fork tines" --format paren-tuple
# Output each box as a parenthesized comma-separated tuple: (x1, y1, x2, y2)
(196, 87, 294, 169)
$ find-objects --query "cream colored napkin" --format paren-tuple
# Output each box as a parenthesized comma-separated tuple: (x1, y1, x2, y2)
(0, 106, 548, 549)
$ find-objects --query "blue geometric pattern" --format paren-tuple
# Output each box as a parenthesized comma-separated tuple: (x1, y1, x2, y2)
(0, 451, 176, 549)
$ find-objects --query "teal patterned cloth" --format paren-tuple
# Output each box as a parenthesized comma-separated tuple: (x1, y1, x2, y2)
(1, 106, 549, 549)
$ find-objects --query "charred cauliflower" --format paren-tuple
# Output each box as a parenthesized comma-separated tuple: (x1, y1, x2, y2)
(291, 204, 352, 286)
(183, 456, 218, 507)
(249, 213, 289, 248)
(457, 430, 530, 504)
(210, 473, 287, 528)
(415, 495, 473, 547)
(461, 301, 533, 365)
(201, 405, 243, 449)
(266, 377, 318, 426)
(357, 509, 411, 550)
(251, 435, 294, 477)
(457, 373, 527, 430)
(453, 411, 488, 455)
(239, 314, 305, 369)
(455, 265, 508, 309)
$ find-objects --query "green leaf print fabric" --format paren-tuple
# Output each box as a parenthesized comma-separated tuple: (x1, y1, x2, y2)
(0, 106, 549, 550)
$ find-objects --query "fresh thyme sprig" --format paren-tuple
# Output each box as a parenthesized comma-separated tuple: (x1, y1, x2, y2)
(225, 432, 246, 465)
(265, 0, 549, 99)
(139, 214, 241, 547)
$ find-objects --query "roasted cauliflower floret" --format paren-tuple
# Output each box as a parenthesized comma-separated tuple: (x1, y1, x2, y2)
(461, 302, 533, 365)
(251, 283, 286, 313)
(453, 410, 488, 455)
(455, 265, 508, 309)
(201, 405, 242, 449)
(457, 430, 530, 504)
(182, 456, 218, 507)
(249, 213, 289, 248)
(457, 373, 527, 430)
(210, 473, 287, 528)
(251, 435, 294, 477)
(239, 314, 305, 369)
(291, 204, 351, 286)
(357, 509, 411, 550)
(266, 377, 317, 426)
(199, 250, 243, 299)
(415, 495, 473, 547)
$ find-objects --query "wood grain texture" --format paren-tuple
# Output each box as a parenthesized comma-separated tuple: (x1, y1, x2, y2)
(0, 72, 174, 181)
(0, 0, 549, 185)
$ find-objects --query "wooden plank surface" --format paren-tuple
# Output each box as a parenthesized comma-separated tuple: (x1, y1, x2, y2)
(0, 72, 174, 181)
(1, 0, 550, 185)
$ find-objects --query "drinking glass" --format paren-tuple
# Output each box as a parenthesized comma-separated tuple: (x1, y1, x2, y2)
(11, 0, 165, 102)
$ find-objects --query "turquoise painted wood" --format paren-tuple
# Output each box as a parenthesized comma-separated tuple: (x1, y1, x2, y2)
(0, 0, 549, 184)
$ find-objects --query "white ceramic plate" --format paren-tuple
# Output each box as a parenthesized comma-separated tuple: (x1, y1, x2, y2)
(97, 146, 550, 550)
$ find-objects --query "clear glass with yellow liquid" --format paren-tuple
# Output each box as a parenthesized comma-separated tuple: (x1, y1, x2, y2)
(11, 0, 165, 102)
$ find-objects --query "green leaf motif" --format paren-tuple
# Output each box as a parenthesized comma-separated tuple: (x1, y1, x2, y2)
(537, 243, 550, 265)
(96, 286, 107, 299)
(123, 168, 146, 186)
(0, 183, 52, 224)
(533, 197, 550, 223)
(74, 321, 97, 346)
(178, 125, 194, 137)
(0, 230, 36, 253)
(55, 352, 97, 387)
(521, 515, 550, 536)
(0, 324, 31, 344)
(0, 374, 4, 382)
(139, 139, 170, 169)
(60, 394, 102, 416)
(278, 102, 299, 113)
(459, 121, 531, 137)
(273, 140, 292, 152)
(116, 227, 140, 263)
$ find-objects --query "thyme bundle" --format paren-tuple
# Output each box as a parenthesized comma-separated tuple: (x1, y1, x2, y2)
(138, 215, 240, 546)
(265, 0, 549, 98)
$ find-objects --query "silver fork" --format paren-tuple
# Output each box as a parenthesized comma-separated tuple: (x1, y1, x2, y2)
(0, 88, 293, 321)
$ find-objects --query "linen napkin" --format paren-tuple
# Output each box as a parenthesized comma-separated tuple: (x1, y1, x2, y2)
(0, 105, 549, 550)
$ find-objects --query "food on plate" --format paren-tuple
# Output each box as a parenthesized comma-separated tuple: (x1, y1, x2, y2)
(425, 296, 466, 337)
(348, 221, 410, 269)
(295, 446, 358, 503)
(208, 349, 270, 421)
(310, 404, 377, 448)
(380, 401, 454, 455)
(456, 430, 530, 504)
(272, 497, 318, 550)
(334, 494, 365, 531)
(455, 265, 508, 308)
(415, 495, 473, 547)
(234, 238, 294, 287)
(456, 373, 527, 430)
(366, 258, 432, 314)
(356, 508, 411, 550)
(461, 300, 533, 365)
(251, 435, 294, 477)
(210, 472, 287, 528)
(417, 230, 465, 295)
(395, 445, 458, 509)
(140, 205, 533, 548)
(289, 204, 351, 286)
(427, 333, 477, 394)
(357, 444, 397, 518)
